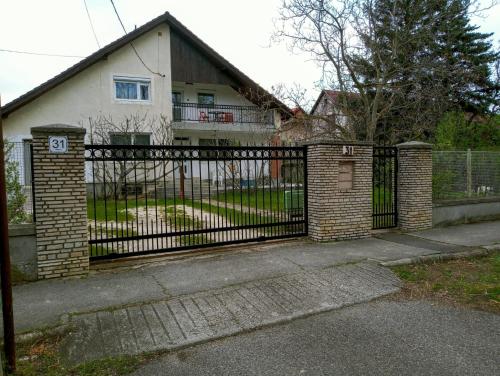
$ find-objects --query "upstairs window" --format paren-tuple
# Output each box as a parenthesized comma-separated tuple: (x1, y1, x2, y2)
(197, 93, 215, 106)
(114, 77, 151, 101)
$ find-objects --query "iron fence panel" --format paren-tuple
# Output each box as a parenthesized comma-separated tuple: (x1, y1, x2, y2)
(85, 144, 307, 259)
(373, 146, 398, 229)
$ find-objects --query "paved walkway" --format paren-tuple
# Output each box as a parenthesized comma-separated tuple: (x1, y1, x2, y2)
(5, 221, 499, 366)
(8, 221, 499, 334)
(131, 300, 500, 376)
(61, 263, 400, 364)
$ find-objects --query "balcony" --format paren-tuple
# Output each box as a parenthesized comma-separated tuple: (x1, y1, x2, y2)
(172, 103, 275, 132)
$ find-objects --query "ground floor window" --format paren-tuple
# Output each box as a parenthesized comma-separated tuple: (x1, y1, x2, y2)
(198, 138, 232, 158)
(110, 133, 151, 158)
(110, 133, 151, 145)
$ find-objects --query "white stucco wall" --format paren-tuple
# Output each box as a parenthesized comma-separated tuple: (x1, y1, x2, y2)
(311, 93, 348, 135)
(3, 23, 172, 142)
(3, 24, 283, 185)
(172, 82, 254, 107)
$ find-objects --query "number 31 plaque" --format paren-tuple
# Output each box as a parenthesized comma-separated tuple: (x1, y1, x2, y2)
(48, 136, 68, 153)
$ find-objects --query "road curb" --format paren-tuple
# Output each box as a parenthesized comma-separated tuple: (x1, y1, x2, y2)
(380, 247, 494, 267)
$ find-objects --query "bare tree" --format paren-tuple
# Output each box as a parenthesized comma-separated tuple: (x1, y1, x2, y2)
(274, 0, 402, 141)
(87, 113, 173, 145)
(274, 0, 499, 143)
(84, 113, 174, 199)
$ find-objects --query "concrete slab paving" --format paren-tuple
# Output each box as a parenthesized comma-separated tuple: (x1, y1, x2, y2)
(12, 237, 417, 333)
(60, 262, 401, 365)
(272, 237, 437, 266)
(11, 268, 167, 331)
(412, 220, 500, 247)
(148, 250, 303, 296)
(7, 221, 498, 335)
(374, 232, 472, 252)
(130, 300, 500, 376)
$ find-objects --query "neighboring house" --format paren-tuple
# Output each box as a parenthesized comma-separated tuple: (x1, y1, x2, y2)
(278, 107, 313, 143)
(309, 90, 349, 137)
(1, 12, 291, 184)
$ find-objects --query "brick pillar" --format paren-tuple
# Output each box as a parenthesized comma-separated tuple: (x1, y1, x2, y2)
(397, 141, 433, 231)
(306, 140, 373, 241)
(31, 124, 89, 279)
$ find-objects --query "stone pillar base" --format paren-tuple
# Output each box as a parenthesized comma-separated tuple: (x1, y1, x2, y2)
(397, 141, 433, 232)
(306, 140, 373, 241)
(31, 124, 89, 279)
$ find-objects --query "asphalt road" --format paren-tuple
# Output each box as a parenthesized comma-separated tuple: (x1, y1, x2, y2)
(132, 299, 500, 376)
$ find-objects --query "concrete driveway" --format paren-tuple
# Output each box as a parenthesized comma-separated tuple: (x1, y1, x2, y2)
(8, 220, 500, 333)
(132, 299, 500, 376)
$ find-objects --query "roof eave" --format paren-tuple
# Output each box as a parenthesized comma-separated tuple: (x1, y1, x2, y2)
(1, 12, 291, 119)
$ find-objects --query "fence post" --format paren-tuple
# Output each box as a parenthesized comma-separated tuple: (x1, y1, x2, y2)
(466, 148, 472, 197)
(305, 139, 373, 241)
(31, 124, 89, 279)
(396, 141, 433, 231)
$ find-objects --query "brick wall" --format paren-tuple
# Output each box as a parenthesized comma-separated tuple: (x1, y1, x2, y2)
(397, 141, 433, 231)
(306, 140, 373, 241)
(31, 125, 89, 279)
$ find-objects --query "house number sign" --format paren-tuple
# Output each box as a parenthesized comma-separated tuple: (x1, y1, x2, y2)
(48, 136, 68, 153)
(343, 145, 354, 155)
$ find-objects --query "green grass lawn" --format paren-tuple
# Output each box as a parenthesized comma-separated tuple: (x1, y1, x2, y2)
(392, 253, 499, 313)
(213, 189, 288, 212)
(372, 186, 394, 208)
(88, 195, 280, 227)
(88, 185, 395, 237)
(88, 198, 193, 222)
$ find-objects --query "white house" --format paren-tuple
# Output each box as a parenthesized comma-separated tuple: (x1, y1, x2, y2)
(1, 12, 290, 184)
(309, 90, 349, 137)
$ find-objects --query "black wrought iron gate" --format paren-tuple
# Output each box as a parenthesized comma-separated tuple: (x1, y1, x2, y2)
(85, 144, 307, 259)
(372, 147, 398, 229)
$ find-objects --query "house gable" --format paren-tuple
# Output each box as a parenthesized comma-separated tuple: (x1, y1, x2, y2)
(170, 30, 238, 86)
(310, 90, 339, 115)
(2, 12, 290, 119)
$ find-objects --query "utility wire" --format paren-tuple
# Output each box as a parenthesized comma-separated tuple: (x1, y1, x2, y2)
(0, 48, 84, 58)
(83, 0, 101, 48)
(109, 0, 165, 77)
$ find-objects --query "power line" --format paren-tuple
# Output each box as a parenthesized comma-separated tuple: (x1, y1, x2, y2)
(0, 48, 85, 58)
(109, 0, 165, 77)
(83, 0, 101, 48)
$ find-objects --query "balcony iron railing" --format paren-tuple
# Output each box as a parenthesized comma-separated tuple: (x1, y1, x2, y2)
(172, 103, 274, 125)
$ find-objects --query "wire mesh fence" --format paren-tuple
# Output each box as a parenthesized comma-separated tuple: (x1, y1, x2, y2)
(433, 150, 500, 201)
(3, 141, 34, 223)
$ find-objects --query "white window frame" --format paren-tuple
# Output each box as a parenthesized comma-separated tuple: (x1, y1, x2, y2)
(113, 76, 152, 103)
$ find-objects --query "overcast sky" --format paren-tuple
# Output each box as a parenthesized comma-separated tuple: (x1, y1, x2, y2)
(1, 0, 499, 106)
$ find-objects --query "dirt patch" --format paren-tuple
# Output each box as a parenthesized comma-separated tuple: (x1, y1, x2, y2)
(13, 331, 152, 376)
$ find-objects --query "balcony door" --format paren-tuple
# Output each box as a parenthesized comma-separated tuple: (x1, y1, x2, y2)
(172, 91, 183, 121)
